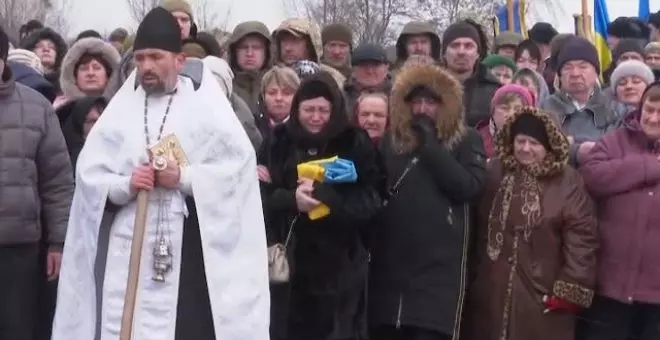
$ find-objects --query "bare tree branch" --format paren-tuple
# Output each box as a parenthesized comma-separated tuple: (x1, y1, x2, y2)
(291, 0, 413, 45)
(0, 0, 53, 34)
(194, 0, 233, 31)
(44, 0, 72, 38)
(125, 0, 162, 24)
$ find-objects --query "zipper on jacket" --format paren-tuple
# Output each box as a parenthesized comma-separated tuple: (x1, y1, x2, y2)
(395, 294, 403, 329)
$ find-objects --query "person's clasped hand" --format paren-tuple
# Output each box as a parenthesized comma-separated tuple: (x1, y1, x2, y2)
(157, 160, 181, 189)
(295, 178, 321, 212)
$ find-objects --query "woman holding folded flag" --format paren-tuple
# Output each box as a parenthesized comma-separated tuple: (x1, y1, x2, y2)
(256, 70, 383, 340)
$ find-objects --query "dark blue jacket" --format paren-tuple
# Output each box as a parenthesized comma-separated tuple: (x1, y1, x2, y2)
(8, 62, 56, 103)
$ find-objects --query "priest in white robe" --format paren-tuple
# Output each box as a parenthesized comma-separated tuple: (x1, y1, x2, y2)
(51, 7, 270, 340)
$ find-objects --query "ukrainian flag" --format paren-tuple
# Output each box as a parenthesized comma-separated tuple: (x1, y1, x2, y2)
(494, 0, 528, 37)
(594, 0, 611, 75)
(639, 0, 650, 20)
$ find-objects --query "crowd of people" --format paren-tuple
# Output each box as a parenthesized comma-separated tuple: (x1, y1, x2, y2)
(2, 0, 660, 339)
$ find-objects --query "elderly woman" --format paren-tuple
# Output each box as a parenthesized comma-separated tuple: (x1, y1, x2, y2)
(476, 84, 535, 158)
(257, 71, 382, 340)
(466, 107, 598, 340)
(256, 65, 301, 137)
(579, 82, 660, 340)
(608, 60, 655, 121)
(354, 91, 389, 145)
(54, 37, 120, 108)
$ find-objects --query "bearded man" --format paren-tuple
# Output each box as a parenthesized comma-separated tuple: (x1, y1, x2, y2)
(51, 7, 270, 340)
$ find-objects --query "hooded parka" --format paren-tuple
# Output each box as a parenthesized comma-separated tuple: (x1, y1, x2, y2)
(368, 64, 487, 337)
(393, 21, 441, 71)
(272, 18, 347, 88)
(465, 107, 598, 340)
(20, 27, 68, 94)
(57, 37, 120, 106)
(258, 71, 382, 340)
(228, 21, 273, 114)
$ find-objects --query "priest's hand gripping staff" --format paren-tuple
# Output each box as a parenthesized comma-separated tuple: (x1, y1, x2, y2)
(119, 134, 187, 340)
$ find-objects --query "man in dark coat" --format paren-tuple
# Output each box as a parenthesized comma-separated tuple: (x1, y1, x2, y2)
(441, 19, 500, 127)
(368, 63, 486, 340)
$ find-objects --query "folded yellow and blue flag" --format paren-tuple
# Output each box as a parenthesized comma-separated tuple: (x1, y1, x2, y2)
(297, 156, 358, 220)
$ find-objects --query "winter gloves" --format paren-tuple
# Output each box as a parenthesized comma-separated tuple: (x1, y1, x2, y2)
(411, 115, 437, 147)
(543, 294, 580, 314)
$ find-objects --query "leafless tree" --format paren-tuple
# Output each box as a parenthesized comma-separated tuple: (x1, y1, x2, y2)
(194, 0, 234, 31)
(44, 0, 72, 38)
(125, 0, 162, 24)
(416, 0, 503, 34)
(286, 0, 415, 45)
(0, 0, 53, 34)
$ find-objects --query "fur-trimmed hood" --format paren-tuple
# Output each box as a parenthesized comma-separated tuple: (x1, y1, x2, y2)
(495, 106, 569, 177)
(59, 37, 121, 100)
(20, 27, 68, 71)
(389, 64, 465, 152)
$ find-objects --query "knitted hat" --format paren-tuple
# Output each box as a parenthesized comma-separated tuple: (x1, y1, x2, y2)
(556, 37, 600, 74)
(182, 41, 206, 59)
(76, 30, 102, 42)
(482, 54, 517, 72)
(494, 31, 523, 50)
(321, 23, 352, 47)
(510, 113, 551, 150)
(645, 42, 660, 55)
(291, 60, 321, 80)
(610, 60, 655, 87)
(134, 7, 182, 53)
(7, 48, 43, 74)
(608, 17, 643, 39)
(491, 84, 536, 110)
(0, 26, 8, 62)
(442, 22, 481, 52)
(612, 38, 645, 62)
(528, 22, 558, 45)
(162, 0, 193, 20)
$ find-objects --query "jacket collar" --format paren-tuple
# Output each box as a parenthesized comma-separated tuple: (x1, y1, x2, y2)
(0, 65, 16, 98)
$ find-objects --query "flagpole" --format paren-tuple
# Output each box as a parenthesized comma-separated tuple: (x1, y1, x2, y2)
(581, 0, 590, 41)
(507, 0, 514, 31)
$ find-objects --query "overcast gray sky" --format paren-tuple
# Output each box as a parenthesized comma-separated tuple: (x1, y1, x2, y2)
(67, 0, 659, 35)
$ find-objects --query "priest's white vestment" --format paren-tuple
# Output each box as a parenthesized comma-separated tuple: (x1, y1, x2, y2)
(51, 64, 270, 340)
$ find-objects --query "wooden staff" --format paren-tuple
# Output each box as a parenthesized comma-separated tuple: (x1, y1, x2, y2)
(119, 190, 150, 340)
(507, 0, 514, 31)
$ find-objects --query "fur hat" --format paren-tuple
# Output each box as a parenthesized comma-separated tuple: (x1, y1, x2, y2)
(610, 60, 655, 88)
(528, 22, 558, 45)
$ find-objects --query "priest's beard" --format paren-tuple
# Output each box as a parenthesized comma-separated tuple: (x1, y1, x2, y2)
(140, 73, 166, 94)
(140, 72, 177, 95)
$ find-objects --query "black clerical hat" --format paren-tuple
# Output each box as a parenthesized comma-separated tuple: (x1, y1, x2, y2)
(134, 7, 182, 53)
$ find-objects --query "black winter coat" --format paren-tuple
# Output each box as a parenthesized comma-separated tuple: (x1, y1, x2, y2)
(258, 71, 383, 340)
(368, 64, 487, 337)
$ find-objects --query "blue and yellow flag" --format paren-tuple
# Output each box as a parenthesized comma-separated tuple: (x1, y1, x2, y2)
(639, 0, 651, 20)
(494, 0, 528, 37)
(594, 0, 612, 75)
